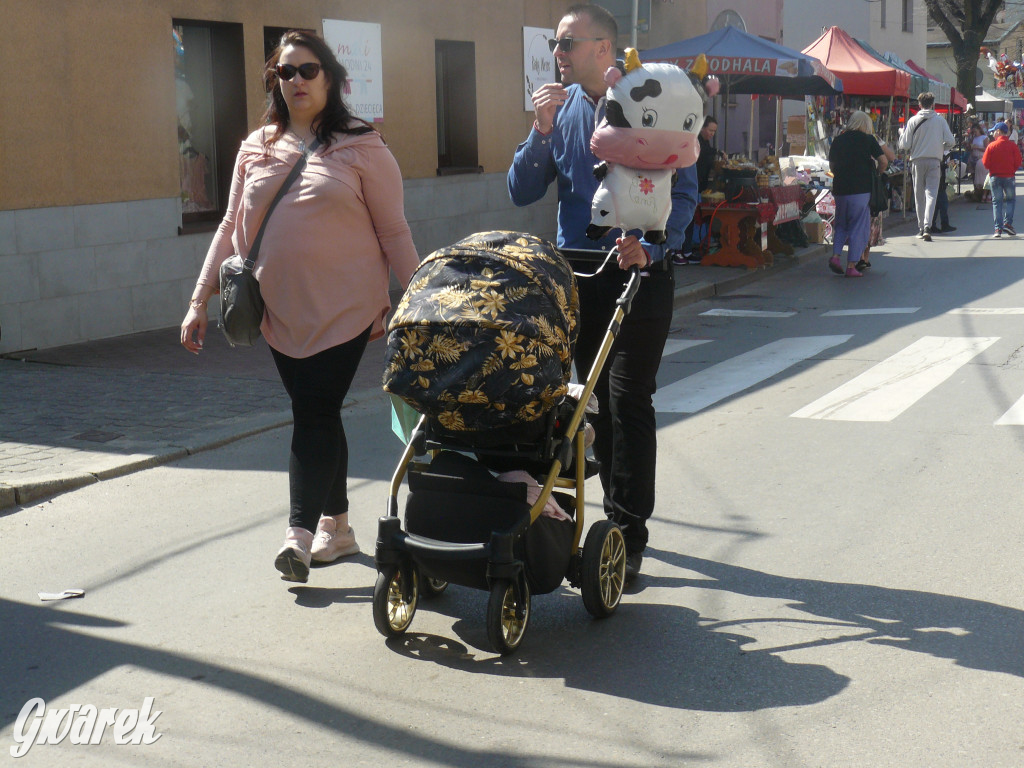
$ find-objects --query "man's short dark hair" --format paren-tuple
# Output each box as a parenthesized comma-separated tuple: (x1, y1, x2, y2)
(566, 3, 618, 41)
(703, 116, 718, 128)
(918, 92, 935, 109)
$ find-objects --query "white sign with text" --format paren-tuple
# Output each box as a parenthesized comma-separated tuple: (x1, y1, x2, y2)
(322, 19, 384, 122)
(523, 27, 555, 111)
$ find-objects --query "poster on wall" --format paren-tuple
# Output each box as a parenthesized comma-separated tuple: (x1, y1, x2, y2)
(322, 19, 384, 122)
(523, 27, 555, 111)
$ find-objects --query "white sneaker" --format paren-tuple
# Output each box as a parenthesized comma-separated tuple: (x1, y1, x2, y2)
(275, 527, 313, 582)
(311, 515, 360, 563)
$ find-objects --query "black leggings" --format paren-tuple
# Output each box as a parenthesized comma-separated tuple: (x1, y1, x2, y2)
(271, 327, 371, 532)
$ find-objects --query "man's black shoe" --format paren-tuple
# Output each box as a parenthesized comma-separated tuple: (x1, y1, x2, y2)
(625, 552, 643, 583)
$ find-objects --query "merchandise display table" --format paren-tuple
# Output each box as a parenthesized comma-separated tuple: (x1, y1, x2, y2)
(697, 202, 776, 268)
(697, 187, 804, 268)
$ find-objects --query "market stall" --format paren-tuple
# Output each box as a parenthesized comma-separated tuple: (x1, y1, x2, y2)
(973, 89, 1013, 117)
(641, 27, 843, 267)
(641, 26, 842, 155)
(801, 26, 911, 144)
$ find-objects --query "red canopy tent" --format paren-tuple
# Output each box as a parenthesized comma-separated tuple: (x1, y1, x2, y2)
(801, 26, 910, 98)
(905, 59, 968, 112)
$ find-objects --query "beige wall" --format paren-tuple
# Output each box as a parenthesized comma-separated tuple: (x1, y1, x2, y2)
(0, 0, 579, 212)
(869, 1, 928, 66)
(1, 2, 177, 210)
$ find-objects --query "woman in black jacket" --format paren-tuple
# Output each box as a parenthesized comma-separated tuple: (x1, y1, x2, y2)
(828, 111, 888, 277)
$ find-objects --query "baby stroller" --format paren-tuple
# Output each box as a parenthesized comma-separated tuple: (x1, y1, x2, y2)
(377, 231, 639, 654)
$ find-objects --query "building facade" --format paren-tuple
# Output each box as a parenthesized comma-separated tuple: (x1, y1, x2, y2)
(0, 0, 709, 354)
(783, 0, 927, 61)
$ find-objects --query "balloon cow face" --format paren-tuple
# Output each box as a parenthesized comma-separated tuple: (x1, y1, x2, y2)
(588, 50, 718, 244)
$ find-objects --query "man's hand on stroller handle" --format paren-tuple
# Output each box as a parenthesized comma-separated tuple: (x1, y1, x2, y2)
(615, 235, 649, 270)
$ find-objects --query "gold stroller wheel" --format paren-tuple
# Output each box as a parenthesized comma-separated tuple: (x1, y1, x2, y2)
(581, 520, 626, 618)
(486, 578, 530, 654)
(372, 567, 418, 637)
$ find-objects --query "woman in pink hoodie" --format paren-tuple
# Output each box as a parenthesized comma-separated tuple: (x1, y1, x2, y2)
(180, 30, 420, 583)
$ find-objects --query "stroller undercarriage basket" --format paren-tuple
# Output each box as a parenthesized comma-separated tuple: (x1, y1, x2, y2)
(402, 450, 576, 595)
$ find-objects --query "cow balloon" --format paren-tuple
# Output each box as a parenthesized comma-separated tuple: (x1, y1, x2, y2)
(587, 49, 719, 244)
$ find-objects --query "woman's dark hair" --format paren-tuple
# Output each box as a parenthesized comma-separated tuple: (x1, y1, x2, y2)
(262, 29, 373, 147)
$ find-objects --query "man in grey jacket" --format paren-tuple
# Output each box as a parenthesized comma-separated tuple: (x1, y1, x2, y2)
(899, 92, 955, 241)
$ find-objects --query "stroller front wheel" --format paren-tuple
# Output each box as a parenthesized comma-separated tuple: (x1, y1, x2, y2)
(486, 578, 530, 655)
(372, 566, 418, 637)
(581, 520, 626, 618)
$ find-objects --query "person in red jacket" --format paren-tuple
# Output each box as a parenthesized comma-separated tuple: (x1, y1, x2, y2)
(982, 122, 1023, 237)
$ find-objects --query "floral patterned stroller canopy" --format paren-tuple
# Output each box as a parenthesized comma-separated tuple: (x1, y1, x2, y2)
(383, 231, 580, 432)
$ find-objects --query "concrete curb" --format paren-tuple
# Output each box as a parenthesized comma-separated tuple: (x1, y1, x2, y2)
(3, 415, 295, 514)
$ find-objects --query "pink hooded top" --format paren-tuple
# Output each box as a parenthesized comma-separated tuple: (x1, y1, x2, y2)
(196, 125, 420, 358)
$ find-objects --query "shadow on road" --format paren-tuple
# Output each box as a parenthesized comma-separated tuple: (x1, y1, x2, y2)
(645, 549, 1024, 680)
(385, 586, 849, 713)
(0, 597, 694, 767)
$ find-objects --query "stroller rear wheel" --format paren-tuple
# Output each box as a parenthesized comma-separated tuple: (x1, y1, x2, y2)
(581, 520, 626, 618)
(486, 578, 530, 655)
(372, 566, 418, 637)
(419, 572, 449, 600)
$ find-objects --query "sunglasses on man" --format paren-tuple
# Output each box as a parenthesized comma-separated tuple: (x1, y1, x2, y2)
(548, 36, 605, 53)
(274, 62, 322, 81)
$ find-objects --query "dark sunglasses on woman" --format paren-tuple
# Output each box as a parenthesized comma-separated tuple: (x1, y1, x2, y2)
(275, 62, 322, 81)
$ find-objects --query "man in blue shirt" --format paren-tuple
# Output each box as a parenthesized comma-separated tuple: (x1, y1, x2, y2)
(508, 3, 699, 581)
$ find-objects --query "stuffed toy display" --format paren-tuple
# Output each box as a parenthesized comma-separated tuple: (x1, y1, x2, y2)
(588, 49, 719, 244)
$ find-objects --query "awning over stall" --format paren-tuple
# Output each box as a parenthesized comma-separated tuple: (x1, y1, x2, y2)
(905, 59, 967, 111)
(801, 26, 910, 98)
(973, 89, 1013, 114)
(641, 25, 842, 96)
(852, 39, 930, 99)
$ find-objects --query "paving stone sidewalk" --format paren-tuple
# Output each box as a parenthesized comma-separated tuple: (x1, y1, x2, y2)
(1, 241, 839, 512)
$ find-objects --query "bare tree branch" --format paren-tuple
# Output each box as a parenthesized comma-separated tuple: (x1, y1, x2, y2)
(921, 0, 1009, 102)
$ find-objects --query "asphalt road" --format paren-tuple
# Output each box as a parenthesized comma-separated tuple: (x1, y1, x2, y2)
(3, 204, 1024, 766)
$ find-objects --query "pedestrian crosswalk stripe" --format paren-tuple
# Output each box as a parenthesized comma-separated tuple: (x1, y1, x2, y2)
(662, 339, 711, 357)
(947, 308, 1024, 315)
(791, 336, 999, 422)
(822, 308, 921, 317)
(993, 393, 1024, 424)
(700, 309, 797, 318)
(655, 335, 852, 414)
